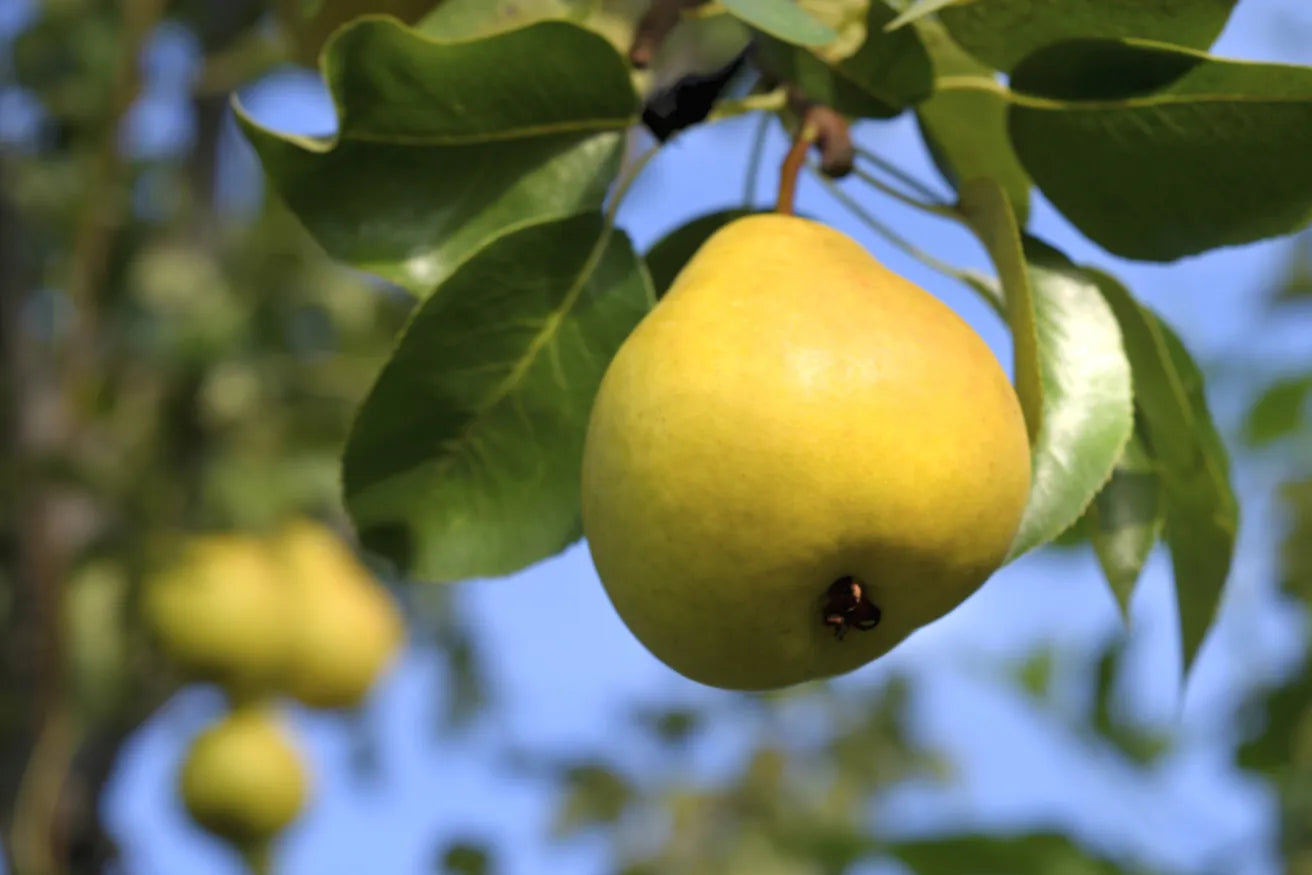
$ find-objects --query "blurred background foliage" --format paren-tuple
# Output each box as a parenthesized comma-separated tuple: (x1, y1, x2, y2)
(0, 1, 1309, 874)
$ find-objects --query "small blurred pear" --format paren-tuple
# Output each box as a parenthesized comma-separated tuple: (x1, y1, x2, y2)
(179, 705, 307, 849)
(275, 520, 403, 709)
(143, 534, 289, 695)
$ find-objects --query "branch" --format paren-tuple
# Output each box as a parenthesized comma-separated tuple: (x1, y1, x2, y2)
(6, 0, 166, 871)
(630, 0, 709, 68)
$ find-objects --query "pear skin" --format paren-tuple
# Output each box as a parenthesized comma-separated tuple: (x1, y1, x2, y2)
(143, 535, 290, 696)
(179, 705, 307, 848)
(581, 215, 1031, 690)
(275, 521, 403, 710)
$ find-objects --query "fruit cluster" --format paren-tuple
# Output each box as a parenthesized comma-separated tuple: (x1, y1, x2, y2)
(142, 520, 403, 864)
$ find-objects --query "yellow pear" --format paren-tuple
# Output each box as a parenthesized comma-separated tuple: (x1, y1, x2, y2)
(143, 534, 289, 696)
(179, 705, 307, 848)
(274, 520, 403, 710)
(581, 214, 1031, 690)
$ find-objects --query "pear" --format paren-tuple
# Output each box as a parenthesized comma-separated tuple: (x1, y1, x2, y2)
(142, 535, 290, 696)
(581, 214, 1031, 690)
(274, 520, 403, 710)
(179, 704, 307, 849)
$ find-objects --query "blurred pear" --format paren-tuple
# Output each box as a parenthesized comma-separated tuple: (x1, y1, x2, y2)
(274, 520, 404, 710)
(143, 534, 290, 696)
(179, 704, 308, 850)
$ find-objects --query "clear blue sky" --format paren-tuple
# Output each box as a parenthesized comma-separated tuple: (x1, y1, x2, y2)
(5, 2, 1312, 873)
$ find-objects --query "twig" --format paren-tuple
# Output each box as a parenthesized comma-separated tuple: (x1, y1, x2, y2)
(742, 111, 771, 207)
(630, 0, 709, 68)
(849, 165, 959, 219)
(705, 88, 787, 122)
(853, 144, 947, 205)
(777, 119, 820, 215)
(811, 167, 1003, 314)
(606, 136, 663, 228)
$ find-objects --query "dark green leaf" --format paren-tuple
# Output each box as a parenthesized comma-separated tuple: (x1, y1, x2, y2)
(1244, 375, 1312, 446)
(1237, 653, 1312, 776)
(959, 179, 1134, 559)
(888, 832, 1144, 874)
(1283, 478, 1312, 604)
(237, 18, 636, 296)
(1088, 270, 1238, 675)
(939, 0, 1238, 72)
(645, 209, 756, 298)
(1274, 239, 1312, 302)
(1088, 426, 1162, 617)
(914, 18, 1030, 223)
(553, 762, 634, 837)
(439, 839, 492, 875)
(722, 0, 836, 46)
(1004, 39, 1312, 260)
(755, 1, 932, 118)
(342, 213, 651, 581)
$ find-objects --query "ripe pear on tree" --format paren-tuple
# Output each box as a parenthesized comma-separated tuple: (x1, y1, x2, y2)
(142, 534, 291, 698)
(273, 520, 404, 710)
(582, 214, 1031, 691)
(179, 704, 308, 859)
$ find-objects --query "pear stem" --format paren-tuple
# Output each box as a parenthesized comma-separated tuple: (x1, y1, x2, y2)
(776, 98, 854, 214)
(777, 119, 819, 215)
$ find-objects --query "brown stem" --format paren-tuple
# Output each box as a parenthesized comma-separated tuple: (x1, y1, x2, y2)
(630, 0, 708, 68)
(776, 119, 819, 215)
(776, 95, 855, 214)
(786, 88, 854, 178)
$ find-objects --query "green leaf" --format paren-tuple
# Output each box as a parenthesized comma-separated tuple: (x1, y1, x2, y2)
(342, 213, 651, 581)
(939, 0, 1238, 72)
(1244, 375, 1312, 447)
(1274, 240, 1312, 302)
(1088, 425, 1162, 617)
(1088, 270, 1238, 675)
(1237, 653, 1312, 775)
(888, 832, 1143, 874)
(552, 761, 634, 837)
(914, 18, 1029, 223)
(645, 209, 756, 298)
(755, 0, 932, 118)
(1003, 39, 1312, 261)
(277, 0, 442, 65)
(960, 178, 1134, 560)
(1282, 478, 1312, 605)
(236, 18, 636, 296)
(884, 0, 962, 33)
(440, 840, 493, 875)
(722, 0, 836, 47)
(418, 0, 591, 40)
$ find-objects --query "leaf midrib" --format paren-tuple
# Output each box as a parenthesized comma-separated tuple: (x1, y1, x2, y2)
(416, 220, 617, 493)
(938, 75, 1312, 112)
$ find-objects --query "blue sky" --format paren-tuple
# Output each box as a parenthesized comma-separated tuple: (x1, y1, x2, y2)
(5, 2, 1312, 873)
